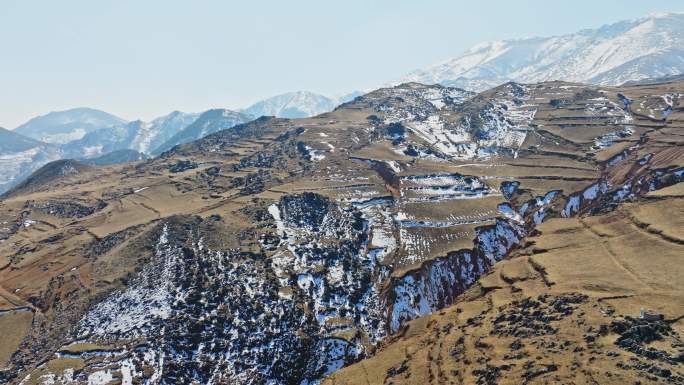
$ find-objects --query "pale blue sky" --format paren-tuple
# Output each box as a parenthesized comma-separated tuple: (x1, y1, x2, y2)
(2, 0, 683, 128)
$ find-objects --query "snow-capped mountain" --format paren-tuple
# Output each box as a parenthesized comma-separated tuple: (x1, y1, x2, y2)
(13, 107, 127, 144)
(61, 120, 148, 159)
(401, 12, 684, 91)
(152, 109, 254, 154)
(61, 111, 200, 159)
(243, 91, 338, 118)
(0, 128, 61, 193)
(130, 111, 200, 154)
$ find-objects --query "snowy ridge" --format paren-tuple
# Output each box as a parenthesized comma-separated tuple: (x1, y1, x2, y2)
(0, 111, 200, 191)
(400, 13, 684, 91)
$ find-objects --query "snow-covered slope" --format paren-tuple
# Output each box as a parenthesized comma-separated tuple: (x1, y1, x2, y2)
(0, 128, 62, 194)
(401, 13, 684, 91)
(152, 109, 254, 154)
(130, 111, 199, 154)
(14, 107, 127, 144)
(243, 91, 338, 118)
(61, 120, 145, 159)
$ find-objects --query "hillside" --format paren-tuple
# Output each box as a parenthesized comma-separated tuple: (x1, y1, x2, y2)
(401, 13, 684, 91)
(0, 79, 682, 385)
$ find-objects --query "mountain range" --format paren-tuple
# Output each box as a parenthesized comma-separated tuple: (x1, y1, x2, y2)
(0, 90, 361, 193)
(401, 12, 684, 91)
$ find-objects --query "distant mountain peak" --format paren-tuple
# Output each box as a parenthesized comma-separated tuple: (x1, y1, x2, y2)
(14, 107, 127, 144)
(242, 91, 337, 119)
(241, 90, 365, 119)
(151, 108, 252, 154)
(399, 13, 684, 91)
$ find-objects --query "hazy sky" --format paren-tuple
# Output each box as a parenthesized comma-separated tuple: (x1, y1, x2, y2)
(2, 0, 683, 128)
